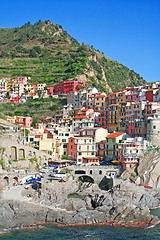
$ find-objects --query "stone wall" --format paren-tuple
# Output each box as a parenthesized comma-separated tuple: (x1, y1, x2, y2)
(68, 165, 121, 183)
(0, 134, 54, 168)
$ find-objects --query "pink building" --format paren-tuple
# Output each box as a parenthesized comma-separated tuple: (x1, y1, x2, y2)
(17, 77, 28, 85)
(145, 102, 160, 120)
(117, 137, 148, 170)
(125, 89, 140, 102)
(47, 87, 54, 95)
(23, 117, 33, 128)
(54, 78, 86, 94)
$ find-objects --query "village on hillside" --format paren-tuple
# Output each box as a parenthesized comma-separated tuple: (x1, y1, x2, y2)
(0, 76, 160, 172)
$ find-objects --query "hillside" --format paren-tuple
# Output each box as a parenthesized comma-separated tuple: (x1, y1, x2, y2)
(0, 97, 66, 120)
(0, 20, 146, 92)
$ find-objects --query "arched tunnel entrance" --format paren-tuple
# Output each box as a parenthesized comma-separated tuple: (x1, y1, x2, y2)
(78, 175, 94, 183)
(4, 176, 9, 186)
(99, 176, 113, 190)
(13, 177, 18, 186)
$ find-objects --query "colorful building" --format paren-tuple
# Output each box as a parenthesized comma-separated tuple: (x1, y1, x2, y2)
(117, 137, 148, 170)
(105, 132, 129, 161)
(68, 136, 96, 164)
(54, 78, 86, 94)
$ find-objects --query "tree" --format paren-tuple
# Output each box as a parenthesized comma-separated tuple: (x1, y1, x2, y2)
(33, 46, 41, 54)
(37, 90, 42, 97)
(29, 48, 37, 58)
(32, 117, 40, 128)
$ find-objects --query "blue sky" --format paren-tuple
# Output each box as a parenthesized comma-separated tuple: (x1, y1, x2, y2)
(0, 0, 160, 83)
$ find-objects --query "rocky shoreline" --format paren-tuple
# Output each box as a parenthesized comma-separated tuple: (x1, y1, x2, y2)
(0, 177, 160, 233)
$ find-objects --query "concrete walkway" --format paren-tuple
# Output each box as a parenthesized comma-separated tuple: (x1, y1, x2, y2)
(2, 185, 30, 201)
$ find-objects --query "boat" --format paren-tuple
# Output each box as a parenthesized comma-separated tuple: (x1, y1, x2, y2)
(144, 224, 156, 229)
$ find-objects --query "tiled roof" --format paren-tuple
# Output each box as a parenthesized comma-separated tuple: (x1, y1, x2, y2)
(73, 116, 89, 119)
(96, 94, 106, 98)
(109, 91, 120, 95)
(106, 132, 125, 139)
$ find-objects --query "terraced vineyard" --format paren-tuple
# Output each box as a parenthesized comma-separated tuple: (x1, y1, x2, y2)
(0, 20, 146, 92)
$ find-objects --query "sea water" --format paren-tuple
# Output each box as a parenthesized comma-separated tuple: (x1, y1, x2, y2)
(0, 205, 160, 239)
(0, 224, 160, 240)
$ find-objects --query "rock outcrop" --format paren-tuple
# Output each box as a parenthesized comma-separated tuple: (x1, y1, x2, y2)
(0, 178, 159, 231)
(137, 150, 160, 188)
(122, 149, 160, 189)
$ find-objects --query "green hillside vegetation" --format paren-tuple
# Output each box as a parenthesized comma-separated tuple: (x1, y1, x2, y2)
(0, 97, 66, 120)
(0, 20, 146, 92)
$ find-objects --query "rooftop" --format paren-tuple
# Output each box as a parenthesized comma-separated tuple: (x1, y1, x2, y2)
(106, 132, 125, 139)
(73, 116, 89, 119)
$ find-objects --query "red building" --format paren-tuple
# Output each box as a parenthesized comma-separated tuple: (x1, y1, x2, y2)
(7, 97, 19, 103)
(127, 120, 146, 138)
(47, 87, 54, 96)
(68, 137, 77, 160)
(54, 78, 86, 94)
(146, 90, 153, 102)
(95, 110, 109, 130)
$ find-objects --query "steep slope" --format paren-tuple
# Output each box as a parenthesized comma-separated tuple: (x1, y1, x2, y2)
(136, 149, 160, 188)
(122, 149, 160, 189)
(0, 20, 146, 92)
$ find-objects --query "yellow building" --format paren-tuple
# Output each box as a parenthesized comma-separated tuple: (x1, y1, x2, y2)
(116, 91, 126, 132)
(109, 104, 119, 132)
(94, 94, 109, 112)
(6, 78, 16, 92)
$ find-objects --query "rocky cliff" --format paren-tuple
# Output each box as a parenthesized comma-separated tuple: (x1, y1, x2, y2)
(0, 177, 159, 231)
(122, 149, 160, 189)
(136, 149, 160, 188)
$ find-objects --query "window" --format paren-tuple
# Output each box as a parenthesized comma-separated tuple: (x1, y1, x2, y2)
(79, 146, 81, 150)
(92, 146, 94, 150)
(62, 139, 66, 142)
(153, 125, 156, 129)
(99, 170, 102, 175)
(91, 152, 95, 155)
(87, 146, 89, 150)
(71, 145, 73, 149)
(90, 170, 92, 174)
(63, 144, 67, 148)
(65, 133, 69, 136)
